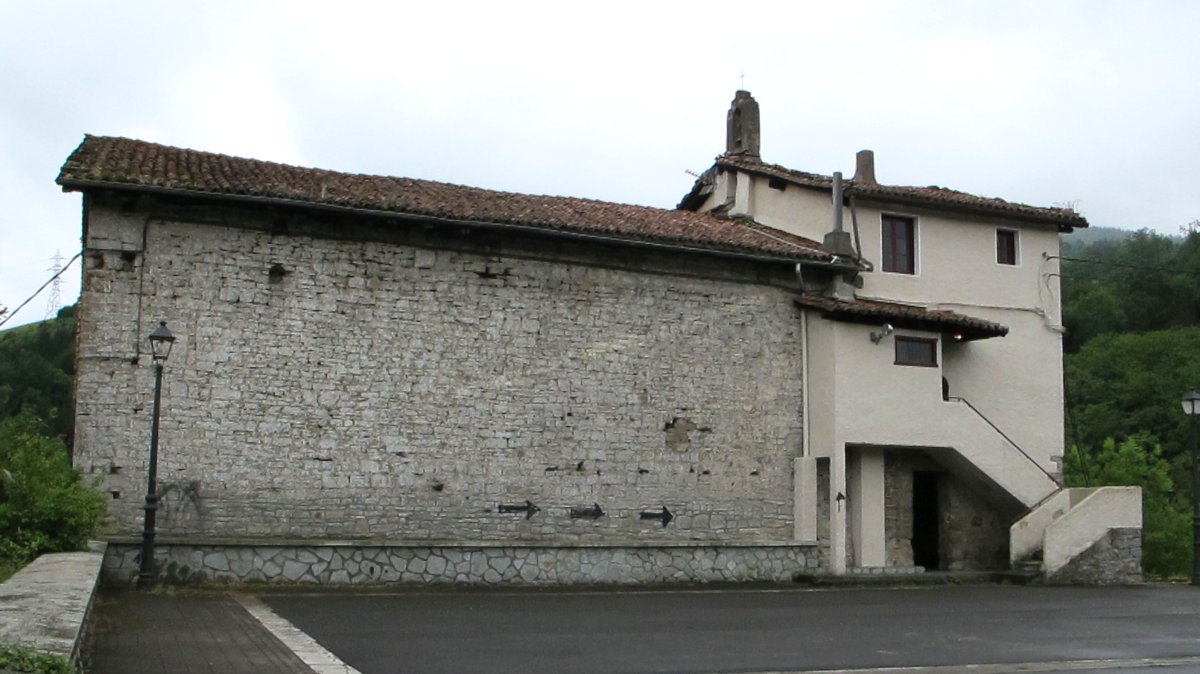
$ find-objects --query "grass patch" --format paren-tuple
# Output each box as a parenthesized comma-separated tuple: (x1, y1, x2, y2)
(0, 643, 79, 674)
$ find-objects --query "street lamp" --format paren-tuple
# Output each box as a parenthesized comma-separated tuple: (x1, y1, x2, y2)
(139, 321, 175, 586)
(1181, 390, 1200, 586)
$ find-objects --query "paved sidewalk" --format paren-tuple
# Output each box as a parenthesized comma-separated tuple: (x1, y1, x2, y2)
(85, 588, 317, 674)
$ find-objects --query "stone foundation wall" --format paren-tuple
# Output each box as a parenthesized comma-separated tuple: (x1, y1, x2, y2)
(884, 454, 919, 567)
(103, 541, 819, 586)
(1046, 528, 1142, 585)
(77, 195, 806, 545)
(940, 473, 1014, 571)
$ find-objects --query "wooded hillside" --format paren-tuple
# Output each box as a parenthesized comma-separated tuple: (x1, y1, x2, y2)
(0, 305, 75, 447)
(1063, 227, 1200, 576)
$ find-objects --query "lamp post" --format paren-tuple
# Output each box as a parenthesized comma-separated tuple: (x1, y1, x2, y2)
(139, 321, 175, 586)
(1181, 390, 1200, 586)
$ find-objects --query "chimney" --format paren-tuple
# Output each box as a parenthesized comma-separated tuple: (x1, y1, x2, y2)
(853, 149, 877, 185)
(725, 90, 761, 158)
(823, 172, 856, 257)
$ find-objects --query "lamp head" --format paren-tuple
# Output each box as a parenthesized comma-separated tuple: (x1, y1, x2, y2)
(1183, 390, 1200, 417)
(148, 321, 175, 364)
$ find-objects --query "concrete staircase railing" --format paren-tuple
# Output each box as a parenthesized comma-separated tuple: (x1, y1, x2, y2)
(1009, 486, 1142, 576)
(1010, 488, 1090, 563)
(1043, 486, 1142, 576)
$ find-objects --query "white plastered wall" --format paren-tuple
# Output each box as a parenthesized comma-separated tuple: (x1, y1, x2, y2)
(847, 447, 886, 567)
(728, 172, 1068, 474)
(804, 316, 848, 571)
(804, 314, 1060, 570)
(856, 206, 1066, 474)
(695, 168, 1071, 571)
(748, 178, 832, 233)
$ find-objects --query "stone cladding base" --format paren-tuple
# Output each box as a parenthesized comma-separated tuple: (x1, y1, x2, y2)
(1046, 527, 1143, 585)
(102, 540, 819, 586)
(846, 565, 925, 575)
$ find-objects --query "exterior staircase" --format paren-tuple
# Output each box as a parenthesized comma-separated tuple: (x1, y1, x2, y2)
(943, 397, 1060, 509)
(1009, 486, 1142, 581)
(942, 398, 1143, 582)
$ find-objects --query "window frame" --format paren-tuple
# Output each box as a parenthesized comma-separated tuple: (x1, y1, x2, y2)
(894, 336, 938, 367)
(881, 214, 917, 275)
(996, 228, 1019, 266)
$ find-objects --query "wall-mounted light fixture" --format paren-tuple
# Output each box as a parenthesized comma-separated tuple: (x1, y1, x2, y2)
(869, 324, 894, 344)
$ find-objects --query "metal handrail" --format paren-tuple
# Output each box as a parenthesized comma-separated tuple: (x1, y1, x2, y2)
(945, 396, 1059, 484)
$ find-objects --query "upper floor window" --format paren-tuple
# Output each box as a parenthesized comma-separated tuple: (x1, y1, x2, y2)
(895, 336, 938, 367)
(882, 215, 916, 274)
(996, 229, 1018, 265)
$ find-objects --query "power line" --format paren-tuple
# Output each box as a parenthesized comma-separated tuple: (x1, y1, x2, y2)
(0, 251, 83, 329)
(1056, 255, 1200, 275)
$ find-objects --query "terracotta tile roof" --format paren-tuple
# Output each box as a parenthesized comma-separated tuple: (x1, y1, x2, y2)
(795, 295, 1008, 341)
(683, 155, 1087, 231)
(57, 135, 833, 263)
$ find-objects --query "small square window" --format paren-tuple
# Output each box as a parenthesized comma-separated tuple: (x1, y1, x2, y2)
(895, 336, 938, 367)
(882, 215, 916, 274)
(996, 229, 1018, 265)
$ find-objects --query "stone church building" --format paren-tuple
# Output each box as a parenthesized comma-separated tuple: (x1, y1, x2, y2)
(60, 92, 1141, 585)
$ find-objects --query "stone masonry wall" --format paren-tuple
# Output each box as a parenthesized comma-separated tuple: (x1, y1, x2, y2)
(76, 196, 806, 546)
(1047, 528, 1142, 585)
(102, 541, 819, 585)
(884, 452, 1014, 571)
(940, 469, 1014, 571)
(884, 453, 917, 567)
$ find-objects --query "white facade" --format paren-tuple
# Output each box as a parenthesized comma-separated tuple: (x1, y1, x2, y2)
(684, 93, 1088, 573)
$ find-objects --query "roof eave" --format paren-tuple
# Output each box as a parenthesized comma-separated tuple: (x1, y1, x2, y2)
(793, 298, 1008, 342)
(61, 177, 837, 267)
(846, 190, 1087, 233)
(713, 158, 1088, 232)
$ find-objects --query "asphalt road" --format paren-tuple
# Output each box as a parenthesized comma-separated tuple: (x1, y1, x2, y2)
(262, 585, 1200, 674)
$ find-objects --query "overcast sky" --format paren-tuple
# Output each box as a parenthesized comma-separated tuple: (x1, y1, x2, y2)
(2, 1, 1197, 328)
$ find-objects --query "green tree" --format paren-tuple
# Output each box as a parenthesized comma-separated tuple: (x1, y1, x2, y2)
(1167, 228, 1200, 326)
(1112, 231, 1182, 330)
(1066, 326, 1200, 494)
(1062, 282, 1124, 352)
(1064, 435, 1191, 577)
(1060, 229, 1200, 353)
(0, 411, 105, 568)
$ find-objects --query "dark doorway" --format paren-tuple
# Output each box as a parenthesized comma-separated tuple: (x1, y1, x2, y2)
(912, 472, 940, 570)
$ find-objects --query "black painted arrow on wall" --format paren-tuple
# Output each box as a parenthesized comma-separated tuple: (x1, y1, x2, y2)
(569, 503, 605, 520)
(497, 500, 540, 519)
(639, 506, 674, 527)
